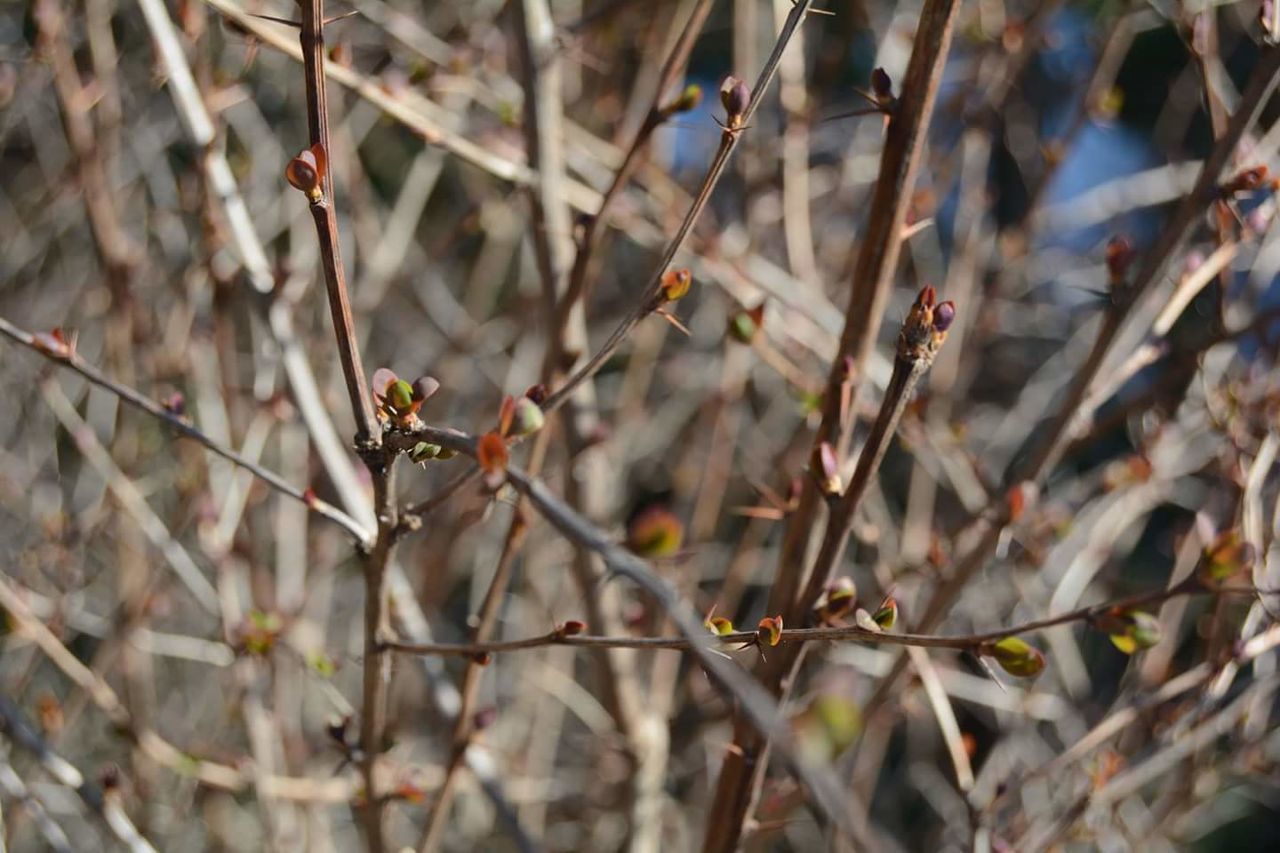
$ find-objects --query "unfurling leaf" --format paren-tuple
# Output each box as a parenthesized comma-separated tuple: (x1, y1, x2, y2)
(1102, 609, 1162, 655)
(814, 577, 856, 625)
(660, 268, 693, 302)
(727, 302, 766, 344)
(1199, 529, 1256, 586)
(984, 636, 1046, 678)
(509, 396, 545, 437)
(871, 596, 898, 631)
(476, 432, 508, 470)
(662, 83, 702, 117)
(410, 442, 442, 464)
(373, 368, 434, 425)
(706, 616, 735, 636)
(757, 615, 783, 647)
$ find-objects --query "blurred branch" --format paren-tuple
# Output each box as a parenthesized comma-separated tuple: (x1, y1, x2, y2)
(0, 575, 356, 802)
(37, 380, 221, 615)
(0, 748, 74, 853)
(0, 696, 156, 853)
(0, 316, 371, 544)
(552, 0, 715, 339)
(139, 0, 374, 532)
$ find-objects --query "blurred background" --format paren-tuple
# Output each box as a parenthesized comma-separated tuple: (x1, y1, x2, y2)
(1, 0, 1279, 850)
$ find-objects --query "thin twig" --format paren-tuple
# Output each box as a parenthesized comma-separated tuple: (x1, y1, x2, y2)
(381, 579, 1250, 658)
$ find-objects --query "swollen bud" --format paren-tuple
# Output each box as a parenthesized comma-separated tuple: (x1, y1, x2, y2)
(871, 596, 898, 631)
(815, 577, 857, 624)
(1105, 235, 1135, 285)
(720, 76, 751, 129)
(509, 396, 545, 437)
(660, 268, 693, 302)
(870, 67, 893, 105)
(558, 620, 586, 637)
(933, 300, 956, 333)
(816, 441, 843, 497)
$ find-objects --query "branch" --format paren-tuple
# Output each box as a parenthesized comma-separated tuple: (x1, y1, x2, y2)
(296, 0, 378, 449)
(381, 579, 1256, 657)
(550, 0, 715, 343)
(0, 316, 371, 544)
(538, 0, 823, 417)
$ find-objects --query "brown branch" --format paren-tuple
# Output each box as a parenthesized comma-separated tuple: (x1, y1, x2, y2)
(295, 3, 400, 849)
(297, 0, 378, 449)
(381, 579, 1253, 659)
(764, 0, 961, 658)
(0, 316, 371, 544)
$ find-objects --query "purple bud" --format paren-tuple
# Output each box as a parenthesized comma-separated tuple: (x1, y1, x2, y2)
(720, 76, 750, 124)
(1183, 249, 1206, 275)
(871, 67, 892, 100)
(933, 300, 956, 332)
(1245, 207, 1271, 235)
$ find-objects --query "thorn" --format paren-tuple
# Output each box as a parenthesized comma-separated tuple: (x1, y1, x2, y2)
(656, 308, 692, 336)
(973, 654, 1009, 693)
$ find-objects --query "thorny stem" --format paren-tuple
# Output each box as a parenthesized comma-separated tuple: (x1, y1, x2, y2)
(296, 2, 396, 849)
(298, 0, 378, 448)
(381, 579, 1257, 659)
